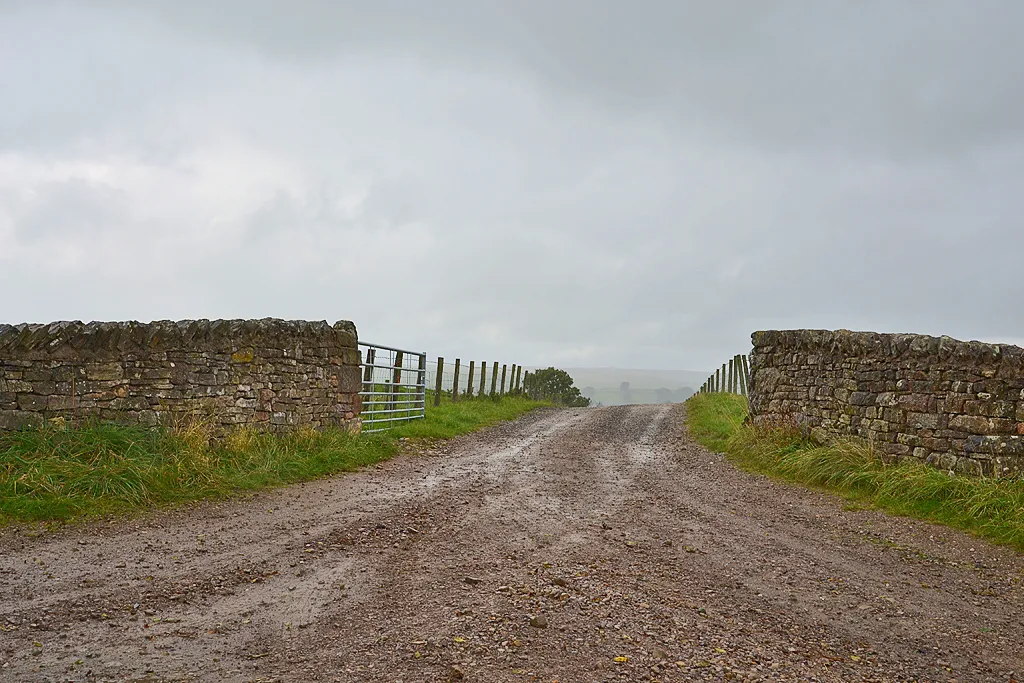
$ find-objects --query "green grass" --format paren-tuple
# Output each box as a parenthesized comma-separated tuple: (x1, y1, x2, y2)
(685, 393, 1024, 551)
(0, 393, 548, 525)
(683, 392, 749, 453)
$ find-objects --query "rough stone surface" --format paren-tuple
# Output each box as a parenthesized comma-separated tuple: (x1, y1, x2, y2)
(749, 329, 1024, 477)
(0, 318, 361, 432)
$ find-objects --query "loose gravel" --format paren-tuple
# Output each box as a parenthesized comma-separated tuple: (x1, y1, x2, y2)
(1, 404, 1022, 682)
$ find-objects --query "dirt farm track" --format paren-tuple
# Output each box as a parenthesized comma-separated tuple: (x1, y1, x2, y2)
(1, 404, 1022, 682)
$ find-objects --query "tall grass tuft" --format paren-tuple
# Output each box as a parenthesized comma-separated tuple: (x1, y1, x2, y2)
(686, 393, 1024, 551)
(0, 394, 549, 525)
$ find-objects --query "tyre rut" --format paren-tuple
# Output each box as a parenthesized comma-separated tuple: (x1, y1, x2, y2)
(1, 404, 1022, 682)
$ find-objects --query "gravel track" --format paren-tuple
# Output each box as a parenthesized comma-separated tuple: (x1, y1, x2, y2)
(1, 404, 1022, 682)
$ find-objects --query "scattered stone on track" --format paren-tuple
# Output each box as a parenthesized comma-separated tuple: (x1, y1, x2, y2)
(2, 404, 1022, 682)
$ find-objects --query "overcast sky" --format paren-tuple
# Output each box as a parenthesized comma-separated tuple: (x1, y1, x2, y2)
(2, 1, 1022, 371)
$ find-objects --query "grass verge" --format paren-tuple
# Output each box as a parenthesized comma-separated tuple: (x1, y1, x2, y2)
(0, 394, 548, 525)
(685, 393, 1024, 551)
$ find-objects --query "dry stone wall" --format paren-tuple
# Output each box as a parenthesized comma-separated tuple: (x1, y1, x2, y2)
(748, 330, 1024, 477)
(0, 319, 362, 432)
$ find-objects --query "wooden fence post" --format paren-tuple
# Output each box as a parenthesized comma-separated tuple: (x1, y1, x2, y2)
(523, 371, 530, 398)
(715, 368, 721, 392)
(737, 355, 747, 395)
(730, 357, 737, 393)
(363, 347, 375, 384)
(452, 359, 461, 402)
(500, 364, 508, 396)
(417, 354, 427, 411)
(389, 350, 404, 412)
(434, 357, 444, 407)
(479, 361, 487, 396)
(490, 362, 499, 397)
(466, 361, 475, 398)
(515, 365, 523, 393)
(362, 347, 376, 422)
(741, 355, 751, 396)
(509, 364, 516, 394)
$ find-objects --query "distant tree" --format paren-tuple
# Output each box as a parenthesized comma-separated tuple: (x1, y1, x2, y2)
(654, 387, 673, 404)
(524, 368, 591, 407)
(619, 381, 632, 405)
(581, 386, 596, 400)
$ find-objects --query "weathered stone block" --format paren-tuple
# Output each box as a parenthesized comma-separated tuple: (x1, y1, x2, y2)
(883, 443, 910, 456)
(938, 396, 966, 413)
(86, 363, 124, 381)
(876, 392, 898, 407)
(109, 397, 151, 412)
(882, 407, 905, 424)
(898, 394, 931, 412)
(896, 432, 920, 447)
(907, 412, 940, 429)
(16, 394, 48, 411)
(921, 437, 950, 452)
(231, 348, 255, 363)
(2, 379, 33, 393)
(990, 418, 1017, 434)
(925, 452, 958, 470)
(0, 410, 44, 429)
(849, 392, 876, 406)
(948, 415, 993, 434)
(46, 395, 76, 411)
(954, 458, 984, 476)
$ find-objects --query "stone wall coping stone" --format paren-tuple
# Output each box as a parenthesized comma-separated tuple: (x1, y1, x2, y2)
(0, 318, 358, 359)
(752, 329, 1019, 367)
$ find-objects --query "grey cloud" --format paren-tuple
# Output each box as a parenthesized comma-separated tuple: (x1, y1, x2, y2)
(4, 180, 114, 242)
(1, 1, 1022, 371)
(124, 1, 1024, 160)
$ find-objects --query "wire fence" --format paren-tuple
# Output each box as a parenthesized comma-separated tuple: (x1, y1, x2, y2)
(424, 358, 528, 405)
(699, 353, 751, 396)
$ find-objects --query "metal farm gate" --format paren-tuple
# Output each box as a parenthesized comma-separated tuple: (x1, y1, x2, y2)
(358, 342, 427, 433)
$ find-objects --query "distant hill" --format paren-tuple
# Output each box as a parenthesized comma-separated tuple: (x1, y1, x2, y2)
(528, 366, 712, 406)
